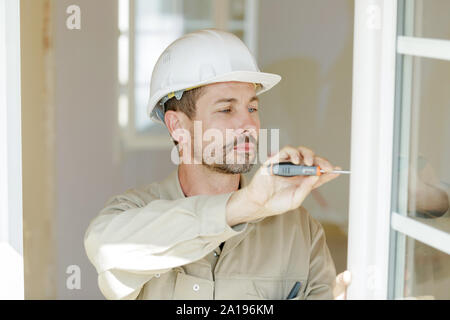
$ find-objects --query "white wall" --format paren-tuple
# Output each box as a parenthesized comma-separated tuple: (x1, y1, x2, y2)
(54, 0, 174, 299)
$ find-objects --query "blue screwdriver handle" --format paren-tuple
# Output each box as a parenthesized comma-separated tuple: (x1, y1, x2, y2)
(270, 162, 322, 176)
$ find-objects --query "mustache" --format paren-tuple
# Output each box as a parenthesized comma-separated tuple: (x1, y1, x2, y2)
(224, 135, 257, 152)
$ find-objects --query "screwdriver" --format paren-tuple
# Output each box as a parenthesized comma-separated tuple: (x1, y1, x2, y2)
(268, 162, 351, 177)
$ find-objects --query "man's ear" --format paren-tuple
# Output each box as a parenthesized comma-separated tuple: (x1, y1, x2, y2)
(165, 110, 189, 144)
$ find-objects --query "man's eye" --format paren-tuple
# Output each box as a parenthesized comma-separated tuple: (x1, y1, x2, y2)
(248, 107, 258, 113)
(219, 108, 231, 113)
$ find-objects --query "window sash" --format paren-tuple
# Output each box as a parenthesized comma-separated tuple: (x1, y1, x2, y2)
(347, 0, 398, 299)
(397, 36, 450, 61)
(391, 213, 450, 255)
(388, 0, 450, 299)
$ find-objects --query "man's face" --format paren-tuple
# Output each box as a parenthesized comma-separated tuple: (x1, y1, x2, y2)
(188, 81, 260, 174)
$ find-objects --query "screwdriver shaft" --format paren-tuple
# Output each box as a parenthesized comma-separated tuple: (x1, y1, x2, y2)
(320, 169, 351, 175)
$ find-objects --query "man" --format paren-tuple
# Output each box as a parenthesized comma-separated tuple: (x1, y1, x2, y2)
(84, 29, 350, 300)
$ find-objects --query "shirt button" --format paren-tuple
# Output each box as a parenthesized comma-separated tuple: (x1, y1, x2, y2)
(155, 273, 160, 278)
(193, 284, 200, 292)
(214, 252, 218, 257)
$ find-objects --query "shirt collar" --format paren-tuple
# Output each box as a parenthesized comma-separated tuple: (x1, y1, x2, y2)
(161, 167, 251, 199)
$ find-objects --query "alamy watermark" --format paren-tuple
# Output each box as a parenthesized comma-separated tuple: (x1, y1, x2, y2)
(66, 5, 81, 30)
(66, 264, 81, 290)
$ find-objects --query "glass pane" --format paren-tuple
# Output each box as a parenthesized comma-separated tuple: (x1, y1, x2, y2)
(118, 35, 129, 85)
(229, 0, 246, 21)
(404, 57, 450, 232)
(183, 20, 215, 34)
(402, 236, 450, 299)
(118, 0, 129, 32)
(135, 0, 182, 32)
(181, 0, 214, 34)
(407, 0, 450, 40)
(182, 0, 213, 21)
(118, 94, 129, 128)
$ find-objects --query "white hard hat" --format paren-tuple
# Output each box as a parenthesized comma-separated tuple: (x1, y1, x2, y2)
(147, 28, 282, 124)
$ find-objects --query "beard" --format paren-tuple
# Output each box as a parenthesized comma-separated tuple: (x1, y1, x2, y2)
(203, 134, 257, 174)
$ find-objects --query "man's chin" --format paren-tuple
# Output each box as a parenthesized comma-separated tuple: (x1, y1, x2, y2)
(201, 149, 258, 174)
(204, 163, 255, 174)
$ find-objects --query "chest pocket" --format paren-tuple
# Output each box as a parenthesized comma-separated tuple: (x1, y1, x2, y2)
(173, 272, 214, 300)
(245, 278, 307, 300)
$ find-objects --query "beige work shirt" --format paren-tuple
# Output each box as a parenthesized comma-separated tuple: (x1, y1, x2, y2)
(84, 168, 337, 300)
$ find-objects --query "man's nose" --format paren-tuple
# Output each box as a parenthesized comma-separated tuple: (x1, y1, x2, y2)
(233, 108, 259, 133)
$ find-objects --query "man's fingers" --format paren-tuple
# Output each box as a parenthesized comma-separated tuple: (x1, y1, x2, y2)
(264, 145, 315, 167)
(263, 147, 342, 189)
(312, 157, 340, 189)
(297, 146, 315, 166)
(264, 146, 301, 166)
(313, 156, 333, 172)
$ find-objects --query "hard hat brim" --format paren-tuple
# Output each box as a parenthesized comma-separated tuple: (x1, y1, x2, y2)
(147, 70, 282, 124)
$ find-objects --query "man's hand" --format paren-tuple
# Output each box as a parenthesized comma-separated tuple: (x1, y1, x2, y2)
(226, 146, 341, 226)
(333, 270, 352, 300)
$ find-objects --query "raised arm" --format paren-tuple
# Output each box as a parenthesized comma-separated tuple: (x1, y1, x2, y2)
(84, 188, 247, 299)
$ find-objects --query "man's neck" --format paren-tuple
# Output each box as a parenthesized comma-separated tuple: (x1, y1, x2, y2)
(178, 163, 240, 197)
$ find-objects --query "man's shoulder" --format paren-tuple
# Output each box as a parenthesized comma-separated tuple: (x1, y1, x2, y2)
(104, 168, 182, 209)
(101, 180, 162, 211)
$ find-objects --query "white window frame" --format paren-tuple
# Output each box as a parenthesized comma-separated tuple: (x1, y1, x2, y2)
(0, 0, 24, 300)
(348, 0, 450, 299)
(116, 0, 259, 152)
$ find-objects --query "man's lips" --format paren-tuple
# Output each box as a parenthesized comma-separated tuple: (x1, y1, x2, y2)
(233, 142, 254, 152)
